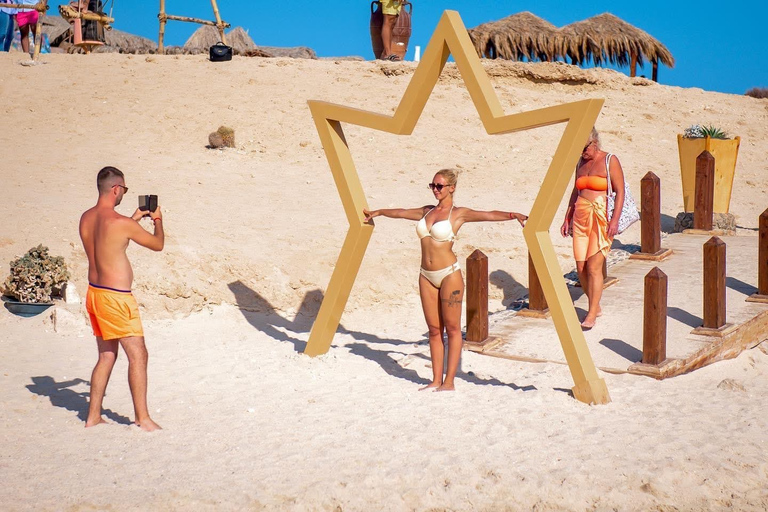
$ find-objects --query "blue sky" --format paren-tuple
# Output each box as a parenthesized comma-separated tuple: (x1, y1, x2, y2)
(54, 1, 765, 95)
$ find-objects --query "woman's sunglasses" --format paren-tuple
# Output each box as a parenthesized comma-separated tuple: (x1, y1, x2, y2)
(428, 183, 447, 191)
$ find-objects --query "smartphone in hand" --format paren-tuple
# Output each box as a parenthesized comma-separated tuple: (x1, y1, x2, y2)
(138, 195, 158, 213)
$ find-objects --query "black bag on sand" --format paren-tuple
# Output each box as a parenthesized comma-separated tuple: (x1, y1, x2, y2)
(209, 42, 233, 62)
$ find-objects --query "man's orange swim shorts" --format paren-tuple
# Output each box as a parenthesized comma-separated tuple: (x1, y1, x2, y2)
(85, 284, 144, 340)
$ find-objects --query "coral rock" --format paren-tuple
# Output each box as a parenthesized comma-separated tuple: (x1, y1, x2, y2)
(3, 245, 70, 303)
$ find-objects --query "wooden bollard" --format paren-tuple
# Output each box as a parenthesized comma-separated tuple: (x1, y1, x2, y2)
(693, 151, 715, 231)
(528, 252, 548, 312)
(643, 267, 667, 365)
(748, 208, 768, 303)
(602, 258, 618, 288)
(703, 236, 726, 329)
(465, 250, 488, 342)
(640, 172, 661, 254)
(759, 209, 768, 296)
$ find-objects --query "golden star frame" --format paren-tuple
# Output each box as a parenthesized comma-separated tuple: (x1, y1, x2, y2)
(306, 10, 609, 404)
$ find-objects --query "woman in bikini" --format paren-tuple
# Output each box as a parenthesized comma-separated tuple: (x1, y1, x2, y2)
(560, 128, 625, 330)
(363, 168, 527, 391)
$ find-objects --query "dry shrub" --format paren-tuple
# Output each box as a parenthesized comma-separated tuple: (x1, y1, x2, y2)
(745, 87, 768, 99)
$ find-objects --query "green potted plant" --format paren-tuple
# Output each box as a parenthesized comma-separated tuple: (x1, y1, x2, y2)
(2, 245, 70, 317)
(677, 124, 740, 213)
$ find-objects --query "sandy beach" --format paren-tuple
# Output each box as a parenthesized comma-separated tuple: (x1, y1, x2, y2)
(1, 52, 768, 510)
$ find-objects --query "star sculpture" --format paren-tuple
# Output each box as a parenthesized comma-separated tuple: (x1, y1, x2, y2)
(305, 10, 610, 404)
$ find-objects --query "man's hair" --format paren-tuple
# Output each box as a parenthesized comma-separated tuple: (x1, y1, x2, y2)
(97, 166, 124, 194)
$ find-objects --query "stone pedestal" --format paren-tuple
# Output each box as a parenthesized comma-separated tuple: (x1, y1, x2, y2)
(674, 212, 735, 233)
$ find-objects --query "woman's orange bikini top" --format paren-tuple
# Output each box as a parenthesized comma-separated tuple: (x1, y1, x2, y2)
(575, 175, 608, 191)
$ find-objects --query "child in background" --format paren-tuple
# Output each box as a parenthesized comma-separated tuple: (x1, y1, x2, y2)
(15, 0, 38, 55)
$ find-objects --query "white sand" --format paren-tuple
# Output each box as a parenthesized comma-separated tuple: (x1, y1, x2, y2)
(1, 53, 767, 510)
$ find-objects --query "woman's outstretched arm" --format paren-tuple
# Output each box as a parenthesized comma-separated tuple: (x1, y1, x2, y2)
(456, 208, 527, 227)
(363, 207, 428, 223)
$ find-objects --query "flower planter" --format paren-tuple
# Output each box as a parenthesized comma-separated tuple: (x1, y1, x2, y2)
(677, 135, 740, 213)
(2, 298, 53, 317)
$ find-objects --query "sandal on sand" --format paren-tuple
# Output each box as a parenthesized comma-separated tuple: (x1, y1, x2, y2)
(386, 54, 402, 61)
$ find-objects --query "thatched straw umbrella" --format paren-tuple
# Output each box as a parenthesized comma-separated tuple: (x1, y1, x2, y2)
(183, 25, 222, 52)
(184, 25, 267, 55)
(557, 13, 674, 81)
(468, 12, 559, 61)
(103, 29, 157, 53)
(41, 14, 72, 47)
(226, 27, 256, 54)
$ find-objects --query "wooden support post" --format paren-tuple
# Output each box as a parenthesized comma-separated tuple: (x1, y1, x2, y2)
(528, 252, 547, 312)
(210, 0, 227, 45)
(158, 0, 166, 54)
(693, 151, 715, 231)
(652, 59, 658, 82)
(158, 0, 230, 53)
(747, 208, 768, 303)
(703, 236, 726, 329)
(643, 267, 667, 365)
(518, 252, 549, 318)
(629, 52, 637, 77)
(164, 14, 224, 26)
(32, 1, 48, 61)
(631, 172, 673, 261)
(603, 258, 618, 288)
(465, 250, 488, 343)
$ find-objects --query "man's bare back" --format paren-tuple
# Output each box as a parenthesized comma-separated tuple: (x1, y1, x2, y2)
(79, 167, 164, 432)
(79, 195, 163, 289)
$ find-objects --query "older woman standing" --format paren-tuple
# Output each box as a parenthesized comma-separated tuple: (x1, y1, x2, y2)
(364, 169, 527, 391)
(560, 128, 626, 329)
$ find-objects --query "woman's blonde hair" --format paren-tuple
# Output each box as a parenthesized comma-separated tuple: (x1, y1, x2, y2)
(435, 168, 459, 187)
(588, 127, 601, 149)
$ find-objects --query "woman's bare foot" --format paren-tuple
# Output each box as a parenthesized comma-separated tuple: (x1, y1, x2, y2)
(85, 417, 107, 428)
(436, 383, 455, 392)
(419, 382, 441, 391)
(135, 418, 162, 432)
(581, 317, 596, 330)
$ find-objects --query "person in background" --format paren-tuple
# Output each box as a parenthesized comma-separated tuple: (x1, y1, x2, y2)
(15, 0, 38, 55)
(560, 128, 626, 330)
(380, 0, 402, 61)
(0, 2, 17, 52)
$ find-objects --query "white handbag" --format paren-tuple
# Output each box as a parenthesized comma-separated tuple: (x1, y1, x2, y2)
(605, 153, 640, 234)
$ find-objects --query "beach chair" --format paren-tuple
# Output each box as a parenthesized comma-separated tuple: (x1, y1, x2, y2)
(59, 0, 108, 53)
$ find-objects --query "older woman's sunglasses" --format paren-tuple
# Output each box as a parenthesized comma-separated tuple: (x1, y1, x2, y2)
(428, 183, 446, 191)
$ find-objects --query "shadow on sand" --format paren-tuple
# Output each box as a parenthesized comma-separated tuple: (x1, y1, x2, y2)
(25, 376, 132, 425)
(599, 338, 643, 363)
(227, 280, 536, 391)
(489, 269, 526, 308)
(667, 306, 702, 328)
